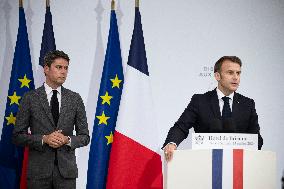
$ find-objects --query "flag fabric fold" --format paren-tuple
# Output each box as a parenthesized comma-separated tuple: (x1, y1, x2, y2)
(36, 4, 56, 87)
(0, 6, 35, 189)
(86, 9, 124, 189)
(106, 7, 163, 189)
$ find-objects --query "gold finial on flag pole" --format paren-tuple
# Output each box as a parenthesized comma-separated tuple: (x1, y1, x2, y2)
(135, 0, 139, 8)
(46, 0, 50, 7)
(111, 0, 115, 10)
(19, 0, 23, 7)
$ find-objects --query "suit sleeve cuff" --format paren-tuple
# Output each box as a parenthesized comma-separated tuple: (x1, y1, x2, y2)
(66, 136, 71, 146)
(162, 142, 177, 150)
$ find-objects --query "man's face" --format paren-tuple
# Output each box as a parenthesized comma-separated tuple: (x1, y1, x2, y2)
(214, 60, 241, 95)
(44, 57, 69, 88)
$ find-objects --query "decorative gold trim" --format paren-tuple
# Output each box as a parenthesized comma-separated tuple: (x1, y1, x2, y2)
(46, 0, 50, 7)
(111, 0, 115, 10)
(135, 0, 139, 8)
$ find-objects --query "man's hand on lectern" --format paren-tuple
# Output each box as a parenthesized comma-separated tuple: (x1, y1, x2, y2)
(164, 143, 177, 162)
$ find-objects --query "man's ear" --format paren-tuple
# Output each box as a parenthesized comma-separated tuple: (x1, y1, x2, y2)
(43, 65, 49, 74)
(214, 72, 220, 81)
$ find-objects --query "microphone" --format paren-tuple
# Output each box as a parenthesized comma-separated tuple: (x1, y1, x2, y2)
(222, 118, 236, 133)
(210, 119, 223, 132)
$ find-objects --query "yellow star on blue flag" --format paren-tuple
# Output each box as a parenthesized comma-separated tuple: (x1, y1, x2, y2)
(100, 91, 113, 105)
(18, 74, 31, 88)
(8, 91, 21, 106)
(96, 111, 110, 125)
(105, 132, 113, 145)
(5, 113, 16, 126)
(110, 74, 122, 88)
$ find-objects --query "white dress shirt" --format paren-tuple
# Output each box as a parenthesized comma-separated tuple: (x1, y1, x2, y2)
(216, 87, 234, 115)
(44, 83, 62, 112)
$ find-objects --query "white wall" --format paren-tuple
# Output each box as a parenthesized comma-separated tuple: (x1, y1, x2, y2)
(1, 0, 283, 188)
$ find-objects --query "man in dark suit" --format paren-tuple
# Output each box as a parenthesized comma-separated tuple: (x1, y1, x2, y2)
(13, 50, 90, 189)
(163, 56, 263, 162)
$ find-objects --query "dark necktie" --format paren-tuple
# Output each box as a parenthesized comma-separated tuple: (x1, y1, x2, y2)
(51, 90, 59, 126)
(222, 96, 232, 119)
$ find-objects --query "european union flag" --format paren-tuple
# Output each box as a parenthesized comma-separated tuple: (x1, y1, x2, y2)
(0, 6, 35, 189)
(86, 7, 124, 189)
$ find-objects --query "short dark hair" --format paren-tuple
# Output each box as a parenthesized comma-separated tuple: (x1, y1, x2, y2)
(214, 56, 242, 73)
(44, 50, 70, 67)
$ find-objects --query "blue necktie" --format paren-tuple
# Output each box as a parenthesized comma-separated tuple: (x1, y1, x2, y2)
(222, 96, 232, 119)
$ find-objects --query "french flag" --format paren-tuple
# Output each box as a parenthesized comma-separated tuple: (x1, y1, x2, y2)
(106, 4, 163, 189)
(166, 149, 276, 189)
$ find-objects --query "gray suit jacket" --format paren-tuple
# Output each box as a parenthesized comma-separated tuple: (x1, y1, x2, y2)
(13, 86, 90, 179)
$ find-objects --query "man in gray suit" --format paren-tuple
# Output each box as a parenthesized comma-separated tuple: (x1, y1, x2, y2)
(13, 50, 90, 189)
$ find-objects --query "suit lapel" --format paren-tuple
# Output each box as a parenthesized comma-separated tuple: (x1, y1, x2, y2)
(37, 86, 55, 127)
(232, 93, 240, 118)
(210, 89, 221, 119)
(58, 87, 68, 129)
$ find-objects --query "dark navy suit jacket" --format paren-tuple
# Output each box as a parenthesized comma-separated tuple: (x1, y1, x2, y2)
(163, 89, 263, 150)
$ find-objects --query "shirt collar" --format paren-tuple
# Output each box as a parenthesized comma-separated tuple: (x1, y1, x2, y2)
(216, 87, 234, 100)
(44, 83, 62, 95)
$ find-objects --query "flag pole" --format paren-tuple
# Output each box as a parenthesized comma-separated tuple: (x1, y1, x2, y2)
(46, 0, 50, 7)
(111, 0, 115, 10)
(19, 0, 23, 7)
(135, 0, 139, 8)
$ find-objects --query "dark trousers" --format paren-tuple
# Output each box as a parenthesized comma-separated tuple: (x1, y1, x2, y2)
(27, 165, 76, 189)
